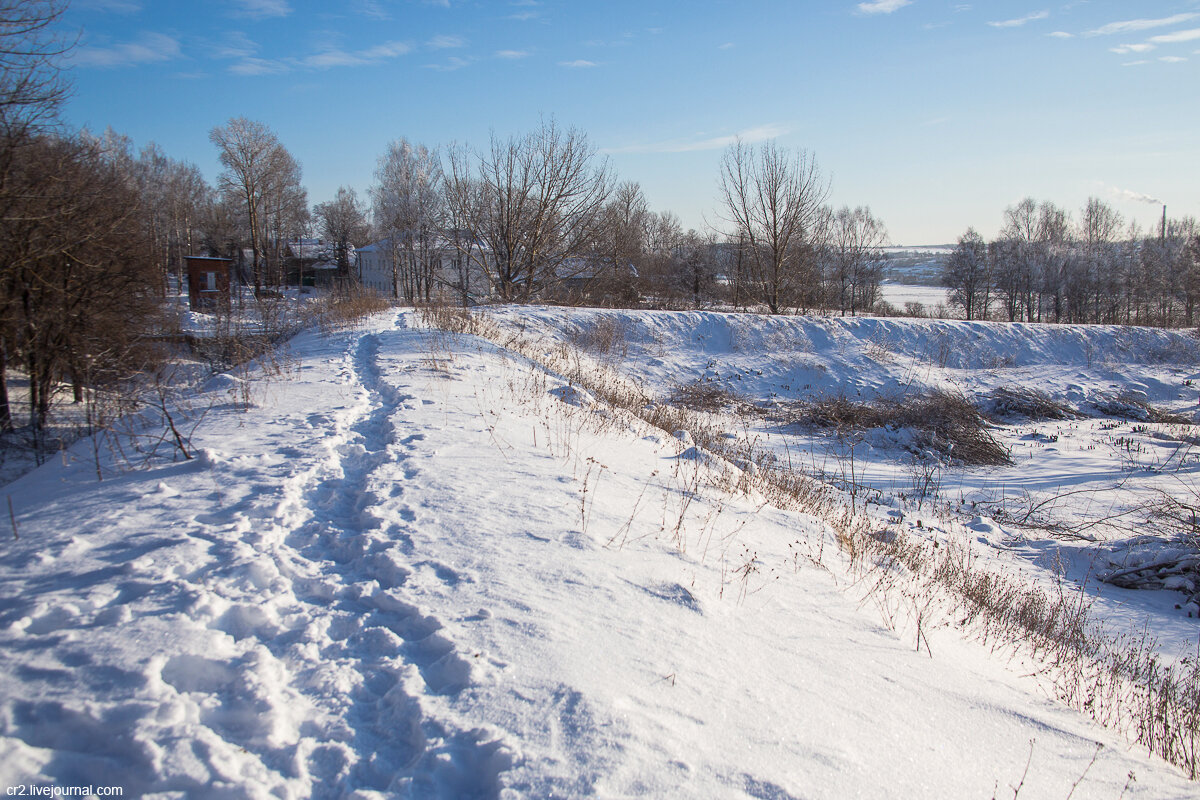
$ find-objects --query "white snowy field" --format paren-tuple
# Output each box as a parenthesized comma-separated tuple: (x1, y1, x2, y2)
(878, 281, 954, 314)
(1, 308, 1197, 797)
(485, 307, 1200, 652)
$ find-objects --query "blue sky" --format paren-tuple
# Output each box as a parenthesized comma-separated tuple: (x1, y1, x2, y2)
(62, 0, 1200, 245)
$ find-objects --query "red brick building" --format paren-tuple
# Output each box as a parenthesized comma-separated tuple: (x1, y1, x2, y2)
(185, 256, 233, 310)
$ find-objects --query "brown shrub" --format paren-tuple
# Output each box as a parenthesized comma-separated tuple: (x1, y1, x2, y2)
(794, 389, 1011, 466)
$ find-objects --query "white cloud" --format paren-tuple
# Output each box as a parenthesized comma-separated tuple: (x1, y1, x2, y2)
(1107, 185, 1163, 205)
(495, 49, 530, 59)
(1121, 59, 1149, 67)
(213, 31, 259, 59)
(1148, 27, 1200, 44)
(1110, 43, 1155, 54)
(988, 11, 1049, 29)
(1084, 13, 1198, 37)
(366, 41, 412, 58)
(303, 49, 367, 68)
(855, 0, 912, 15)
(76, 0, 142, 11)
(718, 42, 735, 50)
(227, 38, 411, 74)
(73, 32, 181, 68)
(1159, 55, 1187, 63)
(424, 56, 471, 71)
(558, 59, 598, 68)
(1047, 31, 1073, 39)
(301, 40, 411, 68)
(229, 56, 288, 75)
(230, 0, 291, 19)
(427, 35, 467, 49)
(604, 123, 790, 154)
(354, 0, 389, 19)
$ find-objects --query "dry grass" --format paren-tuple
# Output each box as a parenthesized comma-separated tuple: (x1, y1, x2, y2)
(567, 315, 629, 364)
(420, 304, 1200, 778)
(986, 386, 1077, 421)
(668, 380, 757, 416)
(310, 282, 394, 334)
(793, 390, 1011, 466)
(1093, 392, 1191, 425)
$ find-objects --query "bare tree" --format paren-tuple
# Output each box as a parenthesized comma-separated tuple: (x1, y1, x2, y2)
(445, 119, 612, 302)
(371, 139, 444, 301)
(0, 0, 70, 432)
(1035, 201, 1071, 322)
(209, 118, 303, 294)
(314, 186, 369, 279)
(942, 228, 990, 321)
(0, 0, 68, 140)
(638, 210, 685, 302)
(0, 133, 161, 441)
(108, 140, 212, 297)
(829, 205, 889, 316)
(1074, 197, 1123, 322)
(719, 139, 829, 314)
(592, 180, 649, 304)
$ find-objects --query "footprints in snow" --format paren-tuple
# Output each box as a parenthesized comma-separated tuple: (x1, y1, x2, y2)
(277, 327, 499, 792)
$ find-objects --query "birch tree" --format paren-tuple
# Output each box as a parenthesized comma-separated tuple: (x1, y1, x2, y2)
(371, 139, 443, 301)
(830, 205, 889, 316)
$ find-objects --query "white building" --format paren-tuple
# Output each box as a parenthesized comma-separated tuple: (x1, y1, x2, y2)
(356, 235, 492, 304)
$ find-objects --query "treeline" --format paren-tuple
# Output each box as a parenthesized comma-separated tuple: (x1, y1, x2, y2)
(329, 125, 892, 315)
(943, 197, 1200, 326)
(5, 0, 1198, 449)
(0, 0, 165, 440)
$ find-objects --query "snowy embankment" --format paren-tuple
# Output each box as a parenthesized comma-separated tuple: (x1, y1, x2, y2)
(486, 307, 1200, 649)
(1, 309, 1196, 796)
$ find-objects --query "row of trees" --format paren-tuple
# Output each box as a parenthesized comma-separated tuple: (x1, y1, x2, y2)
(0, 0, 168, 440)
(944, 197, 1200, 326)
(7, 0, 1196, 449)
(353, 124, 891, 313)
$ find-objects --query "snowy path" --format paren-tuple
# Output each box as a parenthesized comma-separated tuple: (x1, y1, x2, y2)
(1, 311, 1197, 797)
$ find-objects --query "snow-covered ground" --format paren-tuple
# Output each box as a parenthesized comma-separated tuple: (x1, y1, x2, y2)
(2, 308, 1198, 796)
(878, 281, 954, 314)
(485, 307, 1200, 652)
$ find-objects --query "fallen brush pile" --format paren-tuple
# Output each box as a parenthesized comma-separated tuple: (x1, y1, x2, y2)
(1092, 392, 1193, 424)
(789, 390, 1012, 466)
(985, 386, 1077, 421)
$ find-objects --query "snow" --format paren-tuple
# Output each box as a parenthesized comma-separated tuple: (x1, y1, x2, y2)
(484, 307, 1200, 650)
(878, 281, 954, 313)
(1, 308, 1198, 796)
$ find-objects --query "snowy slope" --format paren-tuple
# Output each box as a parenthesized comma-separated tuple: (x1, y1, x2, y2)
(483, 307, 1200, 649)
(0, 310, 1196, 797)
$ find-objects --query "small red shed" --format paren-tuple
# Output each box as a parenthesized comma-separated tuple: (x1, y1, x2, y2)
(186, 256, 233, 310)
